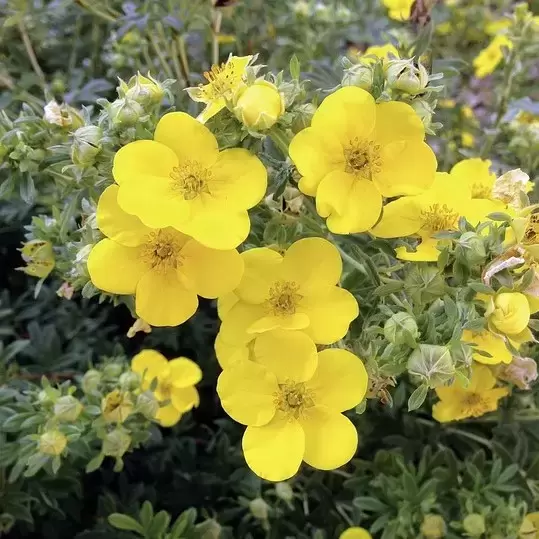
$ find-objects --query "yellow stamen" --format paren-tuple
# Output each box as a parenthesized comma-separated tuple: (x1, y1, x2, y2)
(421, 203, 459, 232)
(274, 381, 314, 419)
(462, 392, 490, 417)
(170, 161, 211, 200)
(267, 280, 302, 317)
(471, 183, 491, 199)
(343, 138, 382, 179)
(141, 230, 184, 272)
(202, 62, 240, 99)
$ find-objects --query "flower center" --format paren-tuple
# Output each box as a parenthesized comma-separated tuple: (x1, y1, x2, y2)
(141, 230, 183, 272)
(274, 381, 314, 419)
(202, 62, 239, 99)
(463, 392, 489, 417)
(170, 161, 211, 200)
(523, 214, 539, 245)
(471, 183, 491, 199)
(343, 138, 382, 179)
(267, 280, 302, 317)
(420, 203, 459, 232)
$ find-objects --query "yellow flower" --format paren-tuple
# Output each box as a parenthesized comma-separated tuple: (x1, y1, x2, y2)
(461, 329, 512, 365)
(340, 527, 372, 539)
(112, 112, 266, 250)
(383, 0, 414, 21)
(186, 55, 253, 122)
(87, 185, 244, 327)
(218, 238, 359, 346)
(461, 105, 475, 120)
(217, 346, 368, 481)
(450, 158, 496, 200)
(432, 363, 509, 422)
(39, 430, 67, 456)
(18, 240, 55, 279)
(487, 292, 532, 341)
(520, 512, 539, 538)
(461, 132, 475, 148)
(289, 87, 436, 234)
(131, 349, 201, 427)
(438, 98, 456, 108)
(473, 35, 513, 79)
(101, 389, 134, 423)
(233, 80, 284, 130)
(362, 43, 399, 63)
(371, 172, 501, 261)
(485, 19, 511, 36)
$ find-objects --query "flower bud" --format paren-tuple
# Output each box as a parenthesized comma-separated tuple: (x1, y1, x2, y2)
(53, 395, 83, 422)
(249, 498, 269, 520)
(0, 143, 8, 163)
(118, 72, 164, 106)
(275, 482, 294, 502)
(82, 369, 102, 393)
(43, 100, 84, 129)
(489, 292, 530, 336)
(109, 98, 144, 126)
(497, 356, 538, 390)
(136, 391, 159, 419)
(71, 126, 102, 167)
(101, 428, 131, 457)
(407, 344, 455, 387)
(119, 371, 140, 391)
(101, 389, 134, 423)
(463, 514, 485, 536)
(233, 80, 284, 130)
(384, 312, 419, 345)
(37, 387, 61, 406)
(291, 103, 316, 133)
(457, 232, 486, 264)
(386, 59, 429, 95)
(39, 430, 67, 456)
(102, 363, 123, 379)
(420, 514, 446, 539)
(342, 63, 374, 90)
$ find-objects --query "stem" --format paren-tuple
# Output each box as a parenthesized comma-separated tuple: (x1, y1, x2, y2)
(176, 35, 192, 86)
(211, 8, 223, 65)
(76, 0, 117, 22)
(268, 126, 291, 157)
(18, 20, 46, 85)
(148, 32, 175, 79)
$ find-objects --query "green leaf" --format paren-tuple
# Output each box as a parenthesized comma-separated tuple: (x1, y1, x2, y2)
(148, 510, 171, 539)
(108, 513, 145, 534)
(140, 501, 154, 531)
(289, 54, 300, 79)
(169, 508, 196, 539)
(373, 281, 405, 296)
(352, 496, 388, 512)
(19, 174, 36, 205)
(85, 453, 104, 473)
(408, 384, 429, 411)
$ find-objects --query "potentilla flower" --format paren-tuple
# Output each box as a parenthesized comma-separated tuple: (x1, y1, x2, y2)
(289, 87, 437, 234)
(362, 43, 399, 63)
(382, 0, 414, 21)
(217, 347, 368, 481)
(131, 349, 201, 427)
(473, 35, 512, 79)
(432, 363, 509, 423)
(87, 185, 244, 327)
(371, 173, 502, 261)
(186, 55, 253, 122)
(449, 158, 498, 201)
(218, 238, 359, 345)
(18, 240, 55, 279)
(461, 329, 512, 365)
(339, 528, 372, 539)
(113, 112, 267, 250)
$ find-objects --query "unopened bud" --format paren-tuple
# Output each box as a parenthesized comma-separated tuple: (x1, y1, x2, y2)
(136, 391, 159, 419)
(384, 312, 419, 345)
(102, 363, 123, 379)
(71, 126, 102, 166)
(81, 369, 102, 393)
(102, 428, 131, 457)
(118, 72, 164, 106)
(342, 63, 374, 90)
(119, 371, 140, 391)
(53, 395, 83, 422)
(275, 482, 294, 502)
(407, 345, 455, 387)
(234, 80, 285, 130)
(249, 498, 269, 520)
(386, 59, 429, 95)
(420, 514, 446, 539)
(39, 430, 67, 456)
(463, 514, 485, 536)
(109, 98, 144, 126)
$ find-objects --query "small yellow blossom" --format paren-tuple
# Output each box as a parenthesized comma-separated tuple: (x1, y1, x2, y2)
(461, 329, 512, 365)
(461, 132, 475, 148)
(186, 55, 253, 122)
(233, 80, 284, 130)
(383, 0, 414, 21)
(339, 527, 372, 539)
(289, 87, 437, 234)
(461, 105, 475, 120)
(39, 430, 67, 456)
(18, 240, 55, 279)
(131, 349, 201, 427)
(362, 43, 400, 63)
(486, 291, 533, 342)
(473, 35, 513, 79)
(438, 99, 456, 108)
(101, 389, 134, 423)
(520, 512, 539, 538)
(485, 19, 512, 36)
(432, 363, 509, 422)
(218, 238, 359, 346)
(371, 172, 502, 261)
(217, 346, 368, 481)
(87, 185, 244, 327)
(113, 112, 267, 249)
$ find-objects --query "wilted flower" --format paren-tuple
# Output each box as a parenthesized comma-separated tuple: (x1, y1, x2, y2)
(43, 100, 83, 128)
(492, 169, 533, 209)
(497, 356, 538, 390)
(18, 240, 55, 279)
(101, 389, 134, 423)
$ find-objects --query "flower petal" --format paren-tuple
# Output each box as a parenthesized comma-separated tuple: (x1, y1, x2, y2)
(208, 148, 267, 210)
(370, 196, 423, 238)
(282, 237, 342, 293)
(112, 140, 178, 186)
(219, 301, 267, 344)
(396, 237, 441, 262)
(180, 239, 244, 298)
(168, 357, 202, 388)
(214, 333, 250, 369)
(131, 349, 168, 390)
(155, 403, 183, 427)
(242, 412, 304, 481)
(198, 99, 226, 122)
(170, 386, 199, 412)
(462, 329, 512, 365)
(217, 360, 278, 426)
(217, 292, 240, 320)
(248, 313, 310, 334)
(135, 271, 199, 327)
(87, 239, 146, 295)
(374, 101, 425, 146)
(154, 112, 219, 167)
(469, 364, 496, 392)
(96, 185, 152, 246)
(253, 329, 318, 383)
(307, 349, 368, 411)
(300, 406, 358, 470)
(374, 141, 437, 197)
(300, 287, 359, 345)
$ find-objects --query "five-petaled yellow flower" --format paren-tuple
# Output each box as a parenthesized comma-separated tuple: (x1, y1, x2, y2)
(473, 35, 512, 79)
(113, 112, 267, 250)
(382, 0, 415, 21)
(87, 185, 244, 327)
(340, 528, 372, 539)
(432, 363, 509, 423)
(461, 329, 512, 365)
(289, 87, 437, 234)
(371, 172, 501, 261)
(217, 347, 368, 481)
(186, 55, 253, 122)
(131, 349, 201, 427)
(218, 237, 359, 346)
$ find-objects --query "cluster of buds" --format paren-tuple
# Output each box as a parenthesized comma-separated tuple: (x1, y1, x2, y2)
(292, 1, 353, 23)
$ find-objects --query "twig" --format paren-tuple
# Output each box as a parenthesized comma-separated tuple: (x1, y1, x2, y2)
(148, 32, 175, 79)
(211, 7, 223, 66)
(17, 20, 46, 85)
